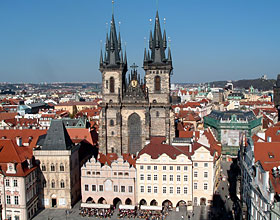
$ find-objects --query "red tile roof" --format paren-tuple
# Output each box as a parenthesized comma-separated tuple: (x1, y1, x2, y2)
(0, 139, 37, 177)
(254, 142, 280, 194)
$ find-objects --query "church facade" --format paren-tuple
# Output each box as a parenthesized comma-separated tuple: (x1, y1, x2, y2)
(99, 10, 175, 155)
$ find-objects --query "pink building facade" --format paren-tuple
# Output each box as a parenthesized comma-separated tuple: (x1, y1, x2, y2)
(81, 153, 136, 207)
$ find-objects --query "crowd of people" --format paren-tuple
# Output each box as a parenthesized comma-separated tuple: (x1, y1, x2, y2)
(79, 206, 171, 219)
(118, 209, 137, 218)
(79, 207, 113, 218)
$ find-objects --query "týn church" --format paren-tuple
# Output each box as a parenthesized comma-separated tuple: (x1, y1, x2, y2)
(99, 9, 175, 156)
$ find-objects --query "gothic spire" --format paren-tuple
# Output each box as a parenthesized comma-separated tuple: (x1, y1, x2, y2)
(167, 47, 172, 62)
(100, 49, 103, 67)
(107, 14, 120, 66)
(144, 10, 171, 67)
(144, 48, 148, 62)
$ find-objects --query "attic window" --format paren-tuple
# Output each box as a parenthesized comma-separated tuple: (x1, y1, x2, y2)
(268, 152, 274, 158)
(1, 136, 6, 139)
(277, 130, 280, 135)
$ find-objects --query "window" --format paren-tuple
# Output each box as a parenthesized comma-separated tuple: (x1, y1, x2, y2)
(6, 195, 11, 204)
(184, 166, 188, 171)
(15, 216, 19, 220)
(204, 163, 208, 167)
(5, 179, 10, 187)
(110, 119, 114, 126)
(184, 187, 188, 194)
(140, 186, 144, 193)
(154, 175, 158, 181)
(194, 162, 198, 167)
(194, 171, 198, 178)
(87, 171, 91, 175)
(155, 75, 161, 91)
(7, 216, 11, 220)
(170, 187, 173, 194)
(110, 77, 115, 93)
(140, 165, 144, 170)
(51, 180, 55, 188)
(194, 183, 198, 189)
(13, 179, 18, 187)
(170, 175, 173, 181)
(129, 186, 133, 193)
(177, 187, 181, 194)
(204, 183, 208, 190)
(156, 111, 159, 117)
(163, 187, 167, 193)
(60, 164, 64, 172)
(42, 164, 46, 171)
(51, 164, 55, 172)
(92, 185, 96, 191)
(184, 175, 188, 182)
(99, 185, 104, 192)
(106, 80, 108, 89)
(147, 166, 151, 170)
(163, 175, 167, 181)
(125, 172, 129, 176)
(121, 186, 125, 192)
(147, 186, 151, 193)
(154, 166, 157, 170)
(61, 180, 65, 188)
(114, 185, 118, 192)
(177, 175, 181, 182)
(14, 196, 19, 205)
(154, 186, 158, 193)
(140, 174, 144, 181)
(163, 166, 166, 170)
(177, 166, 181, 171)
(169, 166, 173, 171)
(85, 184, 89, 191)
(204, 172, 208, 178)
(147, 174, 151, 181)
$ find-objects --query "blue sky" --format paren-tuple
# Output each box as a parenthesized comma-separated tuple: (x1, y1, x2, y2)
(0, 0, 280, 83)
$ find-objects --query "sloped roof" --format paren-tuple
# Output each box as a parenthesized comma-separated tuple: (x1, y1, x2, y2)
(42, 120, 73, 150)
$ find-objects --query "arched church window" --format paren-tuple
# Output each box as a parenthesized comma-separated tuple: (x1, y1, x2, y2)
(110, 77, 115, 93)
(155, 76, 161, 91)
(110, 119, 114, 126)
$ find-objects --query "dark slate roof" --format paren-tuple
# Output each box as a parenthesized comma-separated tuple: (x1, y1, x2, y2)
(206, 110, 257, 122)
(28, 102, 46, 108)
(41, 120, 73, 150)
(143, 11, 172, 68)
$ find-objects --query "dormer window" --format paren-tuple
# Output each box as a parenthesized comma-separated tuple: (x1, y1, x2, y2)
(6, 163, 16, 174)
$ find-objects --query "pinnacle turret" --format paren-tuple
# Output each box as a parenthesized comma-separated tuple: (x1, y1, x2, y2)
(143, 10, 172, 68)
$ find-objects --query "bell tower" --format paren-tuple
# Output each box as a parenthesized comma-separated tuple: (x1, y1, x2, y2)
(143, 11, 173, 105)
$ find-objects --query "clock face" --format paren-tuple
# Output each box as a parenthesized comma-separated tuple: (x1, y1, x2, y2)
(131, 80, 138, 88)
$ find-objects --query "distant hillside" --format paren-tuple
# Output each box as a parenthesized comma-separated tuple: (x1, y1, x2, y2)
(209, 78, 276, 91)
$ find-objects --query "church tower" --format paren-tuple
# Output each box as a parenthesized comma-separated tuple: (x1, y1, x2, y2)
(274, 74, 280, 121)
(143, 11, 174, 139)
(99, 10, 127, 155)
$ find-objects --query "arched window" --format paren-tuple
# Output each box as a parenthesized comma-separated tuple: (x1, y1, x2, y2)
(110, 119, 114, 126)
(60, 180, 65, 188)
(51, 180, 55, 188)
(60, 163, 64, 172)
(51, 164, 55, 172)
(110, 77, 115, 93)
(155, 76, 161, 91)
(41, 164, 46, 171)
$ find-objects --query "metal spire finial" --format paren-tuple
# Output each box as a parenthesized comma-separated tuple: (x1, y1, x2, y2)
(156, 0, 159, 11)
(112, 0, 115, 15)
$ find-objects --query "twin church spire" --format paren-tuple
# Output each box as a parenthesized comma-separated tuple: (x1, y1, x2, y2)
(144, 11, 172, 66)
(100, 5, 172, 71)
(99, 13, 127, 70)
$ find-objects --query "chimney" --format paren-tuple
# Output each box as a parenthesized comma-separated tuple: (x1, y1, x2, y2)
(16, 137, 22, 146)
(268, 136, 272, 142)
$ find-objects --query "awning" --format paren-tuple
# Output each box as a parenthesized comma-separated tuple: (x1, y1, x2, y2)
(81, 203, 110, 209)
(140, 205, 162, 211)
(119, 205, 136, 210)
